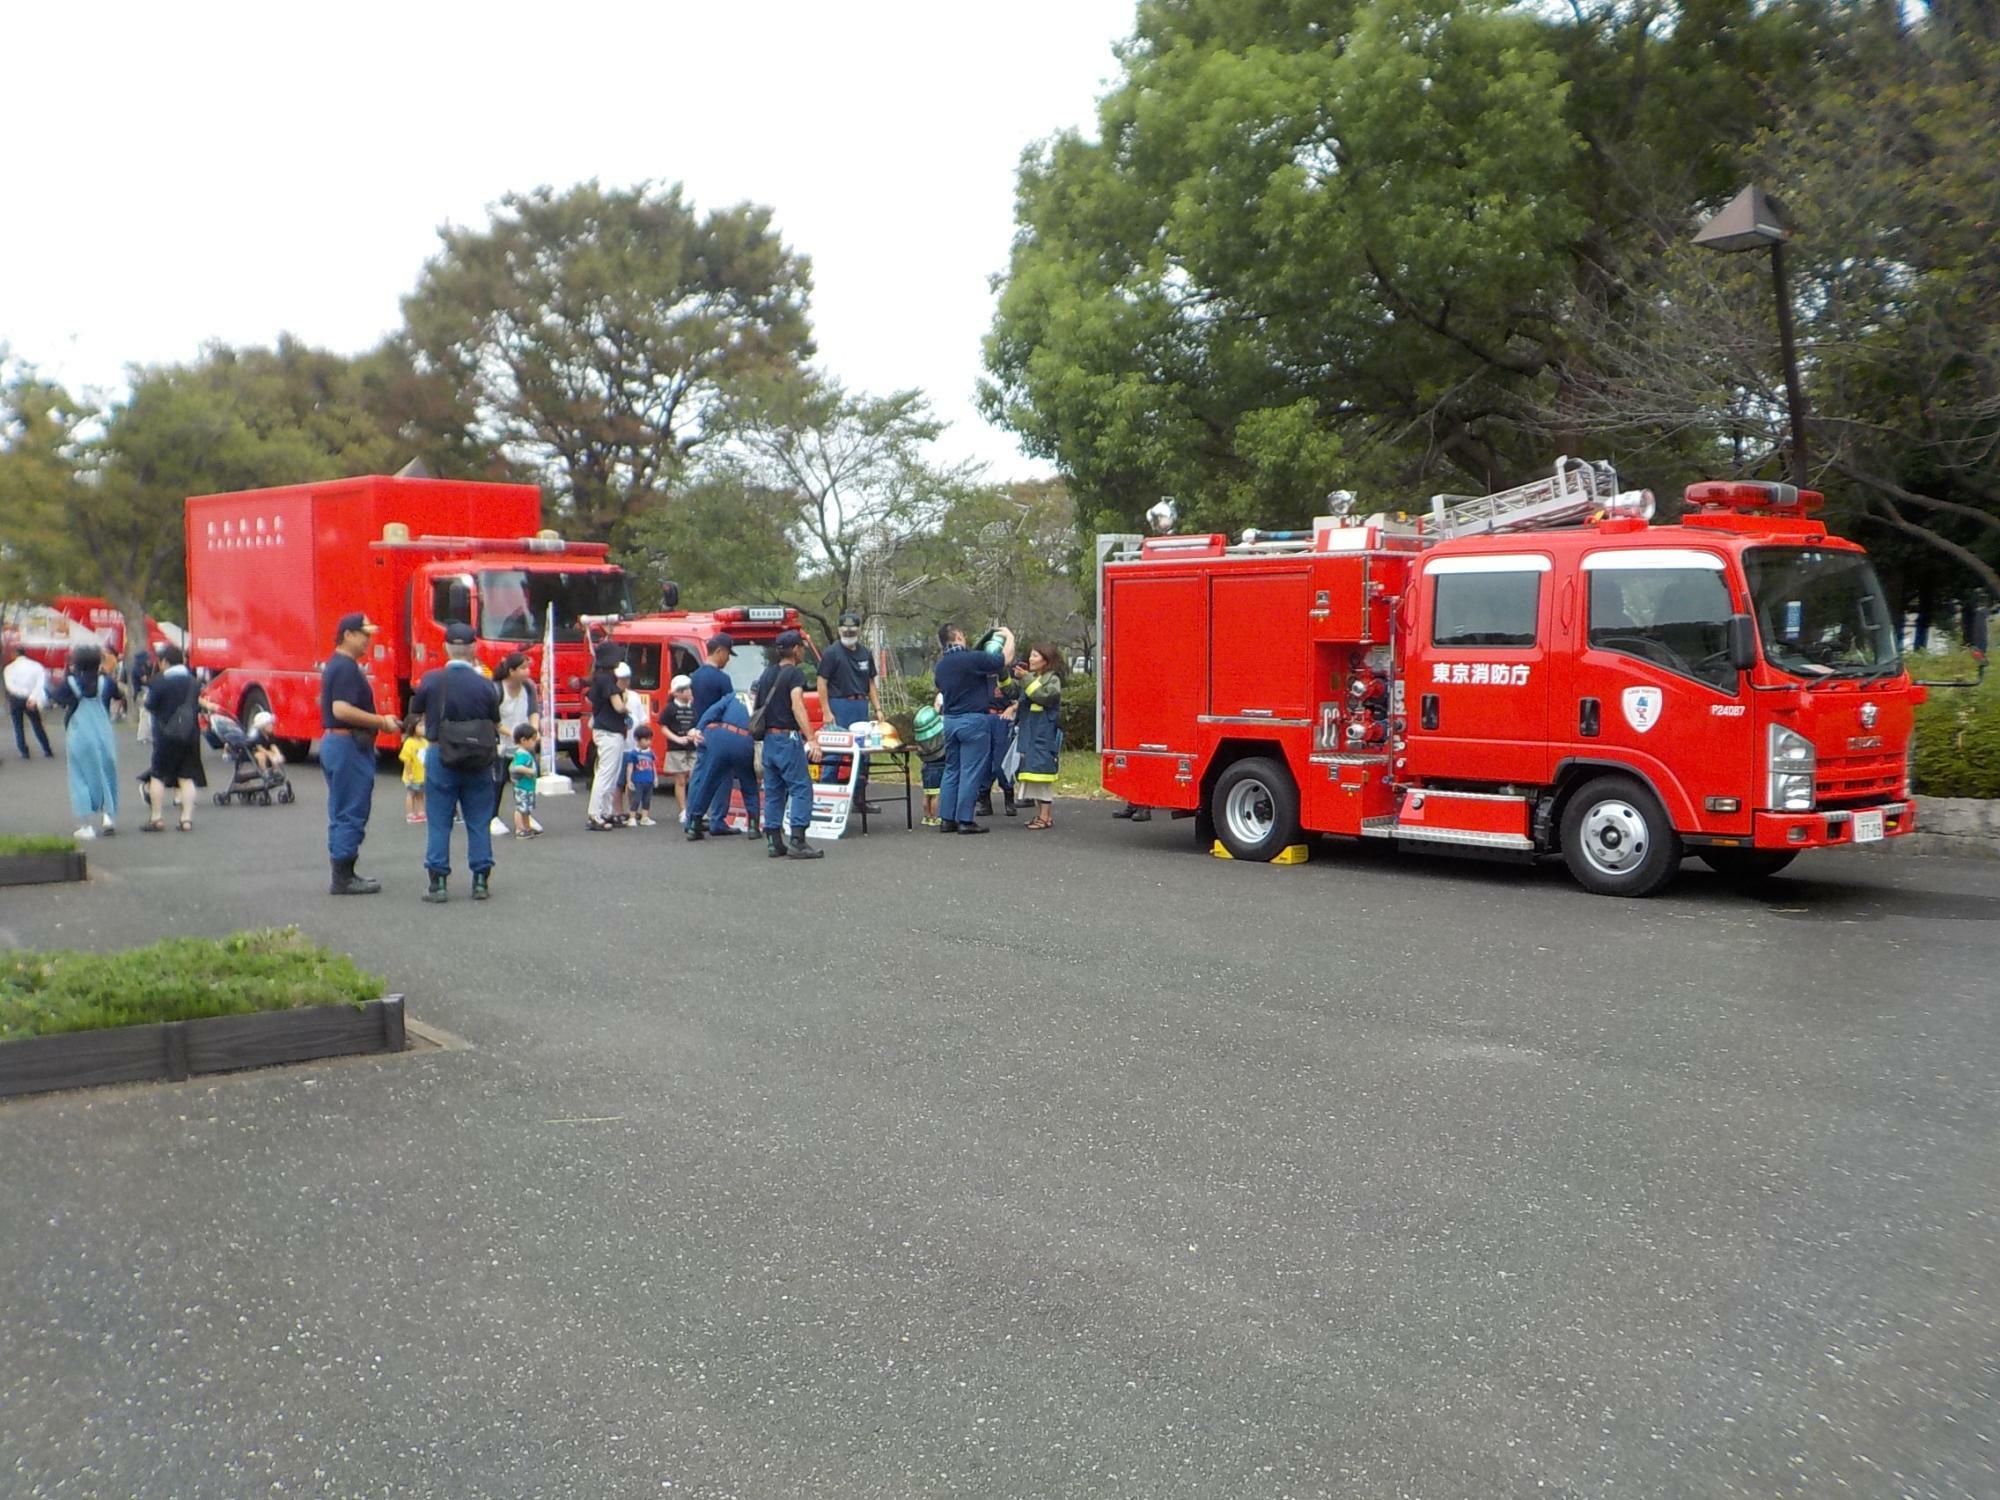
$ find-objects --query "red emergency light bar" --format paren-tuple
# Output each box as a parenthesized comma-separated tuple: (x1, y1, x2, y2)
(1685, 480, 1824, 516)
(712, 606, 797, 624)
(372, 533, 614, 558)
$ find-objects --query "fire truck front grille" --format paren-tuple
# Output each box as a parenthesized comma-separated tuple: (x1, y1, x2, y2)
(1816, 749, 1904, 807)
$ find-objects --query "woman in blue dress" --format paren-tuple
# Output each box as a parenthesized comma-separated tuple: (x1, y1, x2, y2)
(47, 643, 125, 839)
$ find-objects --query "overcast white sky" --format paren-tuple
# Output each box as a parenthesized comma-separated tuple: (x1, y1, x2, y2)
(4, 1, 1136, 478)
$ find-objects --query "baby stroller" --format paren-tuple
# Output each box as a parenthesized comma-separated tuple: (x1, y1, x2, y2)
(208, 710, 296, 806)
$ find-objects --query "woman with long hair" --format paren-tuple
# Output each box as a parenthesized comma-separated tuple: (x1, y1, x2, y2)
(492, 652, 542, 835)
(47, 643, 125, 839)
(1013, 643, 1064, 830)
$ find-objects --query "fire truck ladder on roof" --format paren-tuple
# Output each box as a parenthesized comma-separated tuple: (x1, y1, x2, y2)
(1426, 456, 1627, 539)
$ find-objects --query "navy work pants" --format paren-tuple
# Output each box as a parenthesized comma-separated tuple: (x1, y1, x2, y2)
(320, 731, 375, 862)
(761, 731, 814, 833)
(938, 713, 991, 825)
(9, 694, 53, 756)
(691, 738, 761, 826)
(424, 749, 499, 876)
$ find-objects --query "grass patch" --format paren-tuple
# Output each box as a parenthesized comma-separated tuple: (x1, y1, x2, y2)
(0, 833, 77, 857)
(0, 928, 382, 1042)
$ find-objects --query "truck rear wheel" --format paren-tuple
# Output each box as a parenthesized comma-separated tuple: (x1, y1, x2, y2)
(1210, 757, 1300, 862)
(1559, 776, 1681, 897)
(1697, 848, 1798, 882)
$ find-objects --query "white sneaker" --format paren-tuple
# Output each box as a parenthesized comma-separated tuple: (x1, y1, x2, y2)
(74, 824, 97, 840)
(490, 817, 510, 835)
(638, 815, 658, 827)
(528, 817, 545, 834)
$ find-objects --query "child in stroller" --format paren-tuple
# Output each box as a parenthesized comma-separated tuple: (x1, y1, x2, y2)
(207, 710, 295, 806)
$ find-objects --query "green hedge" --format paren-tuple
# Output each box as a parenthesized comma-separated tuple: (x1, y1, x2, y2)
(0, 834, 76, 856)
(1, 928, 382, 1041)
(879, 672, 1100, 754)
(1912, 654, 2000, 800)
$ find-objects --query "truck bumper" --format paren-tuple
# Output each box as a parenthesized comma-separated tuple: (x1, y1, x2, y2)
(1751, 800, 1915, 850)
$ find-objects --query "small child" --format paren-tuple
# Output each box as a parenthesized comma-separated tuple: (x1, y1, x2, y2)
(658, 673, 699, 814)
(624, 725, 659, 827)
(510, 724, 541, 838)
(399, 718, 429, 823)
(914, 699, 946, 827)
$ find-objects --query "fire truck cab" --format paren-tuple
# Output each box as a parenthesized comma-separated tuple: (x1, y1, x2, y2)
(1099, 461, 1921, 896)
(602, 605, 825, 735)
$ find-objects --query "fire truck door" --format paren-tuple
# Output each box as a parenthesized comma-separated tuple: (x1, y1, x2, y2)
(1558, 549, 1753, 834)
(1402, 553, 1554, 784)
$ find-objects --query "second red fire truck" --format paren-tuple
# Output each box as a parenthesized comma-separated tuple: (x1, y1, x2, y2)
(186, 474, 627, 763)
(1098, 459, 1924, 896)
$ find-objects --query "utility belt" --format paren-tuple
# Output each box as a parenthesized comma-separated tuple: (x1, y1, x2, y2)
(711, 722, 751, 738)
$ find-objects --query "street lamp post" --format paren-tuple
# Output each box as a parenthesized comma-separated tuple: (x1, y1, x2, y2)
(1693, 184, 1810, 488)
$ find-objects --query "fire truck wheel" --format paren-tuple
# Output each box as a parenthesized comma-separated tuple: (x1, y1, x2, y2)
(1559, 776, 1681, 897)
(1211, 757, 1300, 862)
(1696, 848, 1799, 881)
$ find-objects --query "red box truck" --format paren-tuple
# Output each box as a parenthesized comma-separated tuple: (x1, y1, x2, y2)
(185, 474, 626, 758)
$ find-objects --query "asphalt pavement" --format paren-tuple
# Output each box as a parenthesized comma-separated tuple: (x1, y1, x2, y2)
(2, 726, 1996, 1499)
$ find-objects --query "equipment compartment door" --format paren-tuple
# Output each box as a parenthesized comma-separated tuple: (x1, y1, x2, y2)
(1402, 552, 1554, 784)
(1208, 571, 1311, 719)
(1105, 573, 1206, 752)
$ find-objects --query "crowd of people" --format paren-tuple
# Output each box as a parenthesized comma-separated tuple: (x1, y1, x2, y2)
(8, 605, 1076, 902)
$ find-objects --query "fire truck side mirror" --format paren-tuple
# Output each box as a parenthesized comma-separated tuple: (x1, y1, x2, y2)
(1727, 613, 1757, 673)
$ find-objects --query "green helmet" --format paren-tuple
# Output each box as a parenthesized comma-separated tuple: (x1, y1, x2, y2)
(913, 705, 944, 755)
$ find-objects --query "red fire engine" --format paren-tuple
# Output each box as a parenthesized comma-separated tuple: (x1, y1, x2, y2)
(1098, 459, 1924, 896)
(1, 596, 180, 671)
(602, 605, 825, 733)
(185, 474, 626, 760)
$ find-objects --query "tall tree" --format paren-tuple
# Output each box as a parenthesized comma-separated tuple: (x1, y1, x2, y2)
(0, 369, 94, 612)
(403, 181, 815, 542)
(715, 376, 978, 638)
(983, 0, 1584, 537)
(0, 339, 499, 634)
(1555, 18, 2000, 599)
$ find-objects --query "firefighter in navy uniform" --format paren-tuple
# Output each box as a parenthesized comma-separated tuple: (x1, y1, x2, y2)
(320, 612, 398, 894)
(815, 610, 882, 816)
(408, 621, 505, 902)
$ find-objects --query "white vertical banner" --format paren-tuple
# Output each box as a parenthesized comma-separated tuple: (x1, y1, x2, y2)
(536, 602, 574, 796)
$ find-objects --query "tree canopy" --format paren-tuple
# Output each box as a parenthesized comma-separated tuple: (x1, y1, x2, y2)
(403, 180, 815, 543)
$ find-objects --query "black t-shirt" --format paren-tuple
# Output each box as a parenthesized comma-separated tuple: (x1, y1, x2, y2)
(587, 670, 625, 733)
(320, 652, 374, 730)
(659, 697, 699, 743)
(817, 641, 876, 700)
(757, 664, 806, 731)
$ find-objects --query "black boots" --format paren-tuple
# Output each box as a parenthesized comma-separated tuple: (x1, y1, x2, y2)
(976, 794, 995, 817)
(787, 830, 824, 860)
(472, 871, 490, 901)
(329, 859, 381, 896)
(423, 872, 448, 903)
(937, 819, 960, 833)
(1112, 803, 1152, 822)
(685, 815, 707, 841)
(746, 815, 762, 836)
(1003, 789, 1017, 817)
(767, 828, 788, 858)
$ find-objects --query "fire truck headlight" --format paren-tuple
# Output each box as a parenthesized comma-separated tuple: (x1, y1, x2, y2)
(1767, 725, 1816, 812)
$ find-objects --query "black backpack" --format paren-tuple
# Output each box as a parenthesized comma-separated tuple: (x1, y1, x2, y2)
(159, 683, 199, 746)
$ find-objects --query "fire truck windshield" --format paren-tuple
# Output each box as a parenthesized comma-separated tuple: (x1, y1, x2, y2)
(477, 569, 629, 643)
(1744, 548, 1901, 679)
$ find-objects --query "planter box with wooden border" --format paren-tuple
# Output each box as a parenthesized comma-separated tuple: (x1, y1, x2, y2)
(0, 851, 87, 888)
(0, 996, 406, 1100)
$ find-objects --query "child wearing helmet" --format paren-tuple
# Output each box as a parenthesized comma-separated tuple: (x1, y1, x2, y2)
(913, 697, 947, 827)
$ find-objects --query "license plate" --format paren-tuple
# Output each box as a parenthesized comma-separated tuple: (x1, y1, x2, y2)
(556, 719, 580, 744)
(1852, 810, 1884, 843)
